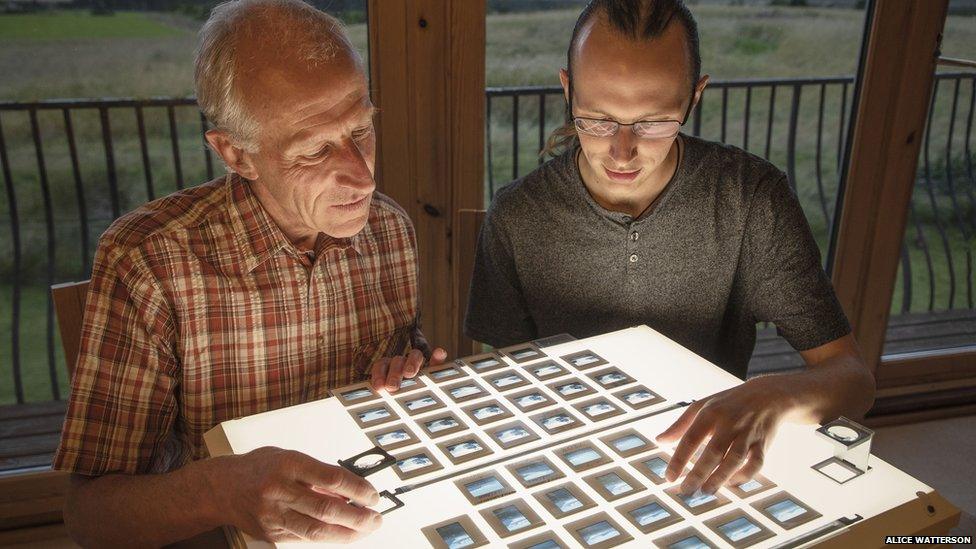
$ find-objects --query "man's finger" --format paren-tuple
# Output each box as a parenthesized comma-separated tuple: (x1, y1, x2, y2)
(280, 509, 366, 543)
(680, 431, 734, 494)
(700, 437, 751, 494)
(656, 400, 704, 443)
(403, 349, 425, 378)
(293, 455, 380, 506)
(278, 510, 322, 541)
(430, 347, 448, 365)
(386, 356, 405, 392)
(370, 359, 389, 392)
(663, 410, 712, 482)
(729, 446, 766, 486)
(288, 490, 382, 535)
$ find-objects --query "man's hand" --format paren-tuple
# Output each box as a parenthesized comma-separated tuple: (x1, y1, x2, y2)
(217, 447, 382, 543)
(370, 347, 448, 392)
(655, 334, 873, 497)
(656, 376, 791, 495)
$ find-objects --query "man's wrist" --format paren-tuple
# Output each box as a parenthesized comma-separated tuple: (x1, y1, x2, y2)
(186, 455, 235, 530)
(747, 374, 810, 422)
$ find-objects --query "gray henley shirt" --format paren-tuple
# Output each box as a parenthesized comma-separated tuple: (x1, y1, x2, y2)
(464, 134, 851, 379)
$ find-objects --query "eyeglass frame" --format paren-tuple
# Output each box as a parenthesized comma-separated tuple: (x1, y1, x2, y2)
(567, 77, 697, 139)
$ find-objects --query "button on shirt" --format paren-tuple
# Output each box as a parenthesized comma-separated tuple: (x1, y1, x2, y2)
(55, 174, 420, 475)
(465, 136, 851, 379)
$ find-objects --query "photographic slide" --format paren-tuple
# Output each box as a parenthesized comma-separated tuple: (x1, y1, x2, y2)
(617, 496, 683, 534)
(463, 400, 514, 426)
(566, 514, 633, 548)
(525, 361, 567, 380)
(559, 444, 611, 472)
(422, 516, 488, 549)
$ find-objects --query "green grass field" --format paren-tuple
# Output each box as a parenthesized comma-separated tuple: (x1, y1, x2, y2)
(1, 6, 974, 404)
(0, 10, 182, 39)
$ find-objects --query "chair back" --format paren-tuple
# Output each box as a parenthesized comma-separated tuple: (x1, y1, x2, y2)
(51, 280, 90, 380)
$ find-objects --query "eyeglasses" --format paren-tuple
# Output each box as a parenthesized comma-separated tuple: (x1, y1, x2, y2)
(567, 76, 696, 141)
(572, 117, 682, 139)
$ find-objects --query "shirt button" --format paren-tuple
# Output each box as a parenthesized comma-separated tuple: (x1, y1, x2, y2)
(629, 253, 639, 263)
(630, 232, 639, 242)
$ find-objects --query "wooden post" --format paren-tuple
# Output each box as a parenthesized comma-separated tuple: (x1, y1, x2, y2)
(830, 0, 949, 371)
(454, 209, 487, 356)
(368, 0, 486, 357)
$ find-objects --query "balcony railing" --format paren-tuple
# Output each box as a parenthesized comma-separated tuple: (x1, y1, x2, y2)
(0, 73, 974, 406)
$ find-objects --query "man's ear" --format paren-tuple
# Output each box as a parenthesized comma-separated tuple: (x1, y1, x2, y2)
(204, 129, 259, 180)
(692, 74, 710, 111)
(559, 68, 570, 105)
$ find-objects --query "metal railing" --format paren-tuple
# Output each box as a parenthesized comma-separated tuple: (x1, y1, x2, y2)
(486, 73, 975, 313)
(0, 97, 208, 404)
(0, 72, 974, 404)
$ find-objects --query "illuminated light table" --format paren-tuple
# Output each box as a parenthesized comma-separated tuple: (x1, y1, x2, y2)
(204, 325, 961, 548)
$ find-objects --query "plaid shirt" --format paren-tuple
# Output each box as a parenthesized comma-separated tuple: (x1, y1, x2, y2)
(54, 174, 420, 476)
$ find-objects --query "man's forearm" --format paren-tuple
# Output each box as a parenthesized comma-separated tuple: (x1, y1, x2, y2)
(763, 354, 876, 425)
(64, 456, 228, 548)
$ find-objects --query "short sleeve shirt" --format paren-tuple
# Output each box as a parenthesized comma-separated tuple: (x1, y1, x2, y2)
(465, 135, 851, 379)
(54, 174, 420, 476)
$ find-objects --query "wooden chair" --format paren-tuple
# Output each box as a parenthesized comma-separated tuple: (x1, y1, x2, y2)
(51, 281, 91, 379)
(0, 282, 90, 544)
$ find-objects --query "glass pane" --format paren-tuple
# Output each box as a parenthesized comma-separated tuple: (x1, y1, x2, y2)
(484, 1, 867, 375)
(0, 1, 366, 424)
(883, 0, 976, 356)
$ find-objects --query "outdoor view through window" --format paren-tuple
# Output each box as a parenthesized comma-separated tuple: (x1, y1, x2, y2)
(0, 1, 974, 414)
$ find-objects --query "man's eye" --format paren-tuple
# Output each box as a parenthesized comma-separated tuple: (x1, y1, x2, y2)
(353, 126, 373, 141)
(304, 145, 332, 160)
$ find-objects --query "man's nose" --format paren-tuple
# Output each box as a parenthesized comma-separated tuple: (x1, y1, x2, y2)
(334, 138, 376, 192)
(609, 127, 638, 165)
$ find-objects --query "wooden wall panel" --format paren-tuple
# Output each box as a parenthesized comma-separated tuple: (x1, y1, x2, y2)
(368, 0, 485, 357)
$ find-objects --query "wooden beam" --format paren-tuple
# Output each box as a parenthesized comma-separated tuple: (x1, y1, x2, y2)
(0, 470, 68, 531)
(368, 0, 485, 357)
(877, 347, 976, 389)
(830, 0, 949, 370)
(865, 402, 976, 428)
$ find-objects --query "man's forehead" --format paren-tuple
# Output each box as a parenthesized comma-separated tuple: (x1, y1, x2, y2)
(574, 12, 691, 81)
(289, 80, 372, 126)
(571, 14, 691, 115)
(241, 50, 369, 123)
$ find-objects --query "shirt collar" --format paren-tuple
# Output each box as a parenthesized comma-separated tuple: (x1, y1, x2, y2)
(224, 174, 367, 274)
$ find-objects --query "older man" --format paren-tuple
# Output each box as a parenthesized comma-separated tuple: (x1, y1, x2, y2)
(53, 0, 441, 545)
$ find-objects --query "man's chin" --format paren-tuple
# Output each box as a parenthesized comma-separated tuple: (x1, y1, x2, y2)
(599, 171, 652, 194)
(322, 196, 372, 237)
(323, 212, 370, 239)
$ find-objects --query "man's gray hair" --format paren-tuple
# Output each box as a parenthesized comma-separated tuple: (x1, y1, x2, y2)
(194, 0, 358, 152)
